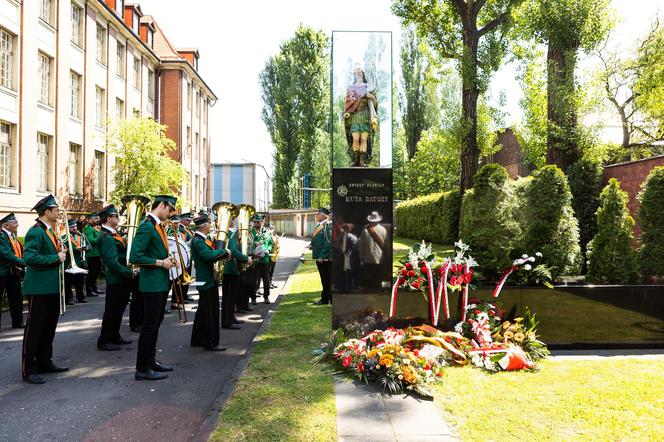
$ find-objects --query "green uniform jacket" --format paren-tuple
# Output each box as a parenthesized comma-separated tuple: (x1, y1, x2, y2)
(97, 227, 133, 285)
(83, 225, 101, 258)
(223, 233, 249, 276)
(311, 221, 332, 259)
(64, 232, 88, 268)
(129, 217, 170, 293)
(23, 221, 62, 295)
(191, 233, 227, 291)
(0, 230, 25, 277)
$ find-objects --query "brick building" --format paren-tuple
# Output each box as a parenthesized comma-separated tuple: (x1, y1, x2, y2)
(481, 128, 533, 178)
(0, 0, 216, 236)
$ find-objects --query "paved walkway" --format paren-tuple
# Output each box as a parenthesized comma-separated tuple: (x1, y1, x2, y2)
(0, 236, 308, 442)
(335, 379, 456, 441)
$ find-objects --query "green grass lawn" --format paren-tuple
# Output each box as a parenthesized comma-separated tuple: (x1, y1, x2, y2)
(212, 260, 336, 442)
(435, 359, 664, 441)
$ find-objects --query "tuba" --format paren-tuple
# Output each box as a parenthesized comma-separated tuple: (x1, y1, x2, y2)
(122, 194, 151, 265)
(237, 204, 255, 271)
(211, 202, 238, 278)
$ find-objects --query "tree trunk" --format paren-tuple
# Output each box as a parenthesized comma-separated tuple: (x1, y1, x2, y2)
(546, 44, 579, 171)
(459, 32, 480, 193)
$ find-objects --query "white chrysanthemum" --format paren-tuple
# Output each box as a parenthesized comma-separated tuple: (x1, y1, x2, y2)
(528, 256, 536, 262)
(476, 312, 489, 323)
(419, 344, 444, 361)
(454, 323, 464, 334)
(535, 252, 543, 257)
(524, 264, 532, 271)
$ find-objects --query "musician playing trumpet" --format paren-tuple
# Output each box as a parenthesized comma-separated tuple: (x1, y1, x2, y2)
(190, 213, 229, 351)
(0, 212, 26, 329)
(129, 195, 177, 381)
(96, 205, 134, 351)
(64, 219, 90, 305)
(21, 195, 68, 385)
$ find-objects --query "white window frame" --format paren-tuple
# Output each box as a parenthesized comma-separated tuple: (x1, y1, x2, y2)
(93, 151, 105, 198)
(115, 0, 125, 15)
(38, 52, 51, 105)
(116, 97, 124, 122)
(40, 0, 52, 25)
(186, 81, 192, 110)
(37, 133, 51, 192)
(133, 57, 141, 89)
(132, 12, 140, 34)
(95, 87, 105, 128)
(116, 41, 126, 79)
(0, 29, 14, 90)
(0, 122, 14, 189)
(71, 4, 83, 46)
(68, 143, 82, 195)
(96, 24, 107, 65)
(70, 71, 81, 119)
(147, 69, 154, 101)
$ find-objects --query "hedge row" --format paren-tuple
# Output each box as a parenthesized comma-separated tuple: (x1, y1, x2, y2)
(395, 190, 460, 245)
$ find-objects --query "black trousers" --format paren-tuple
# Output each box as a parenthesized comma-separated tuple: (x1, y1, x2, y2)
(22, 294, 60, 376)
(86, 256, 102, 294)
(190, 286, 220, 348)
(221, 274, 239, 327)
(255, 262, 270, 299)
(269, 261, 276, 282)
(98, 280, 130, 346)
(65, 273, 85, 302)
(238, 269, 252, 310)
(171, 283, 191, 304)
(0, 275, 24, 327)
(316, 260, 333, 303)
(129, 277, 143, 329)
(135, 291, 168, 371)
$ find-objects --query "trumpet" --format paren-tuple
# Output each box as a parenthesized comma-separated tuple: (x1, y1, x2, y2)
(237, 204, 255, 272)
(211, 201, 237, 279)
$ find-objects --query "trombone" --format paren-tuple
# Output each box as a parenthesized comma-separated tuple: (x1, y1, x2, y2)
(54, 206, 89, 315)
(162, 219, 193, 323)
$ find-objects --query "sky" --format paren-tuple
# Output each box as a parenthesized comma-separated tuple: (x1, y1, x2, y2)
(137, 0, 662, 170)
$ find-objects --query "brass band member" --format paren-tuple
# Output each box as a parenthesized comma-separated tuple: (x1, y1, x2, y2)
(311, 207, 332, 305)
(83, 213, 103, 297)
(130, 195, 177, 381)
(251, 215, 272, 305)
(222, 218, 251, 329)
(190, 213, 229, 350)
(64, 219, 90, 305)
(267, 224, 279, 289)
(96, 205, 133, 351)
(21, 195, 68, 384)
(0, 212, 26, 329)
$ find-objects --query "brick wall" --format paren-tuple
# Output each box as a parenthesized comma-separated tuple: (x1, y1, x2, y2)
(159, 69, 182, 162)
(603, 155, 664, 237)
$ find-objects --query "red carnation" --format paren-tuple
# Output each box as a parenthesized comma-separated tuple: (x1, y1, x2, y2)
(342, 356, 352, 367)
(401, 269, 408, 276)
(474, 309, 481, 314)
(405, 263, 413, 269)
(357, 362, 365, 372)
(412, 281, 420, 289)
(420, 267, 428, 274)
(407, 270, 416, 277)
(398, 277, 406, 286)
(450, 276, 458, 286)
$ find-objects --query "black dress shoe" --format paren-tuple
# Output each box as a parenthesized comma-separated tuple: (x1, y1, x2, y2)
(204, 345, 227, 351)
(312, 299, 330, 305)
(151, 361, 174, 372)
(66, 301, 75, 305)
(87, 293, 99, 297)
(251, 298, 258, 305)
(270, 284, 277, 289)
(223, 324, 241, 330)
(23, 374, 46, 384)
(233, 319, 244, 324)
(77, 299, 88, 303)
(39, 363, 69, 373)
(135, 369, 168, 381)
(93, 289, 104, 295)
(98, 343, 121, 351)
(113, 338, 132, 345)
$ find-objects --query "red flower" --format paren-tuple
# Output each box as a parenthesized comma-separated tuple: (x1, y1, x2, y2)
(342, 356, 352, 367)
(401, 269, 408, 276)
(405, 263, 413, 270)
(489, 310, 495, 316)
(450, 276, 458, 286)
(357, 362, 365, 372)
(420, 267, 428, 274)
(474, 309, 481, 314)
(412, 281, 420, 289)
(407, 270, 416, 277)
(424, 364, 431, 370)
(436, 372, 443, 377)
(398, 277, 406, 286)
(413, 349, 419, 356)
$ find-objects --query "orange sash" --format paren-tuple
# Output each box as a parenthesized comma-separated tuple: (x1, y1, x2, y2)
(9, 234, 23, 258)
(45, 227, 60, 253)
(112, 233, 126, 247)
(155, 223, 169, 252)
(312, 223, 324, 239)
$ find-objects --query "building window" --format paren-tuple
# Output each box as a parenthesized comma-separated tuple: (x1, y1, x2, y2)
(132, 108, 140, 118)
(93, 151, 105, 198)
(40, 0, 52, 25)
(96, 24, 107, 65)
(203, 99, 208, 124)
(116, 98, 124, 121)
(132, 12, 140, 34)
(147, 69, 155, 102)
(133, 57, 141, 89)
(202, 177, 207, 205)
(70, 71, 81, 119)
(38, 52, 51, 105)
(71, 4, 83, 46)
(186, 81, 192, 110)
(185, 126, 191, 159)
(95, 87, 105, 128)
(203, 138, 207, 161)
(68, 143, 82, 195)
(0, 29, 14, 90)
(195, 133, 199, 160)
(196, 90, 201, 117)
(115, 0, 124, 15)
(147, 29, 153, 48)
(0, 122, 14, 188)
(116, 42, 125, 78)
(37, 133, 51, 192)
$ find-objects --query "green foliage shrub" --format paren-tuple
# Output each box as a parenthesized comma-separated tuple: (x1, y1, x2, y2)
(460, 164, 519, 279)
(638, 166, 664, 281)
(567, 159, 603, 272)
(586, 179, 636, 284)
(395, 190, 460, 245)
(523, 165, 581, 280)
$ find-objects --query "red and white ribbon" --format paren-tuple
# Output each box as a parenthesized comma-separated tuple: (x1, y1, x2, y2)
(424, 261, 435, 325)
(389, 278, 401, 318)
(434, 260, 451, 325)
(460, 263, 470, 322)
(492, 267, 514, 298)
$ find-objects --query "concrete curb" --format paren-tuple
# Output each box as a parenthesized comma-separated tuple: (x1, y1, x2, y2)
(193, 268, 299, 441)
